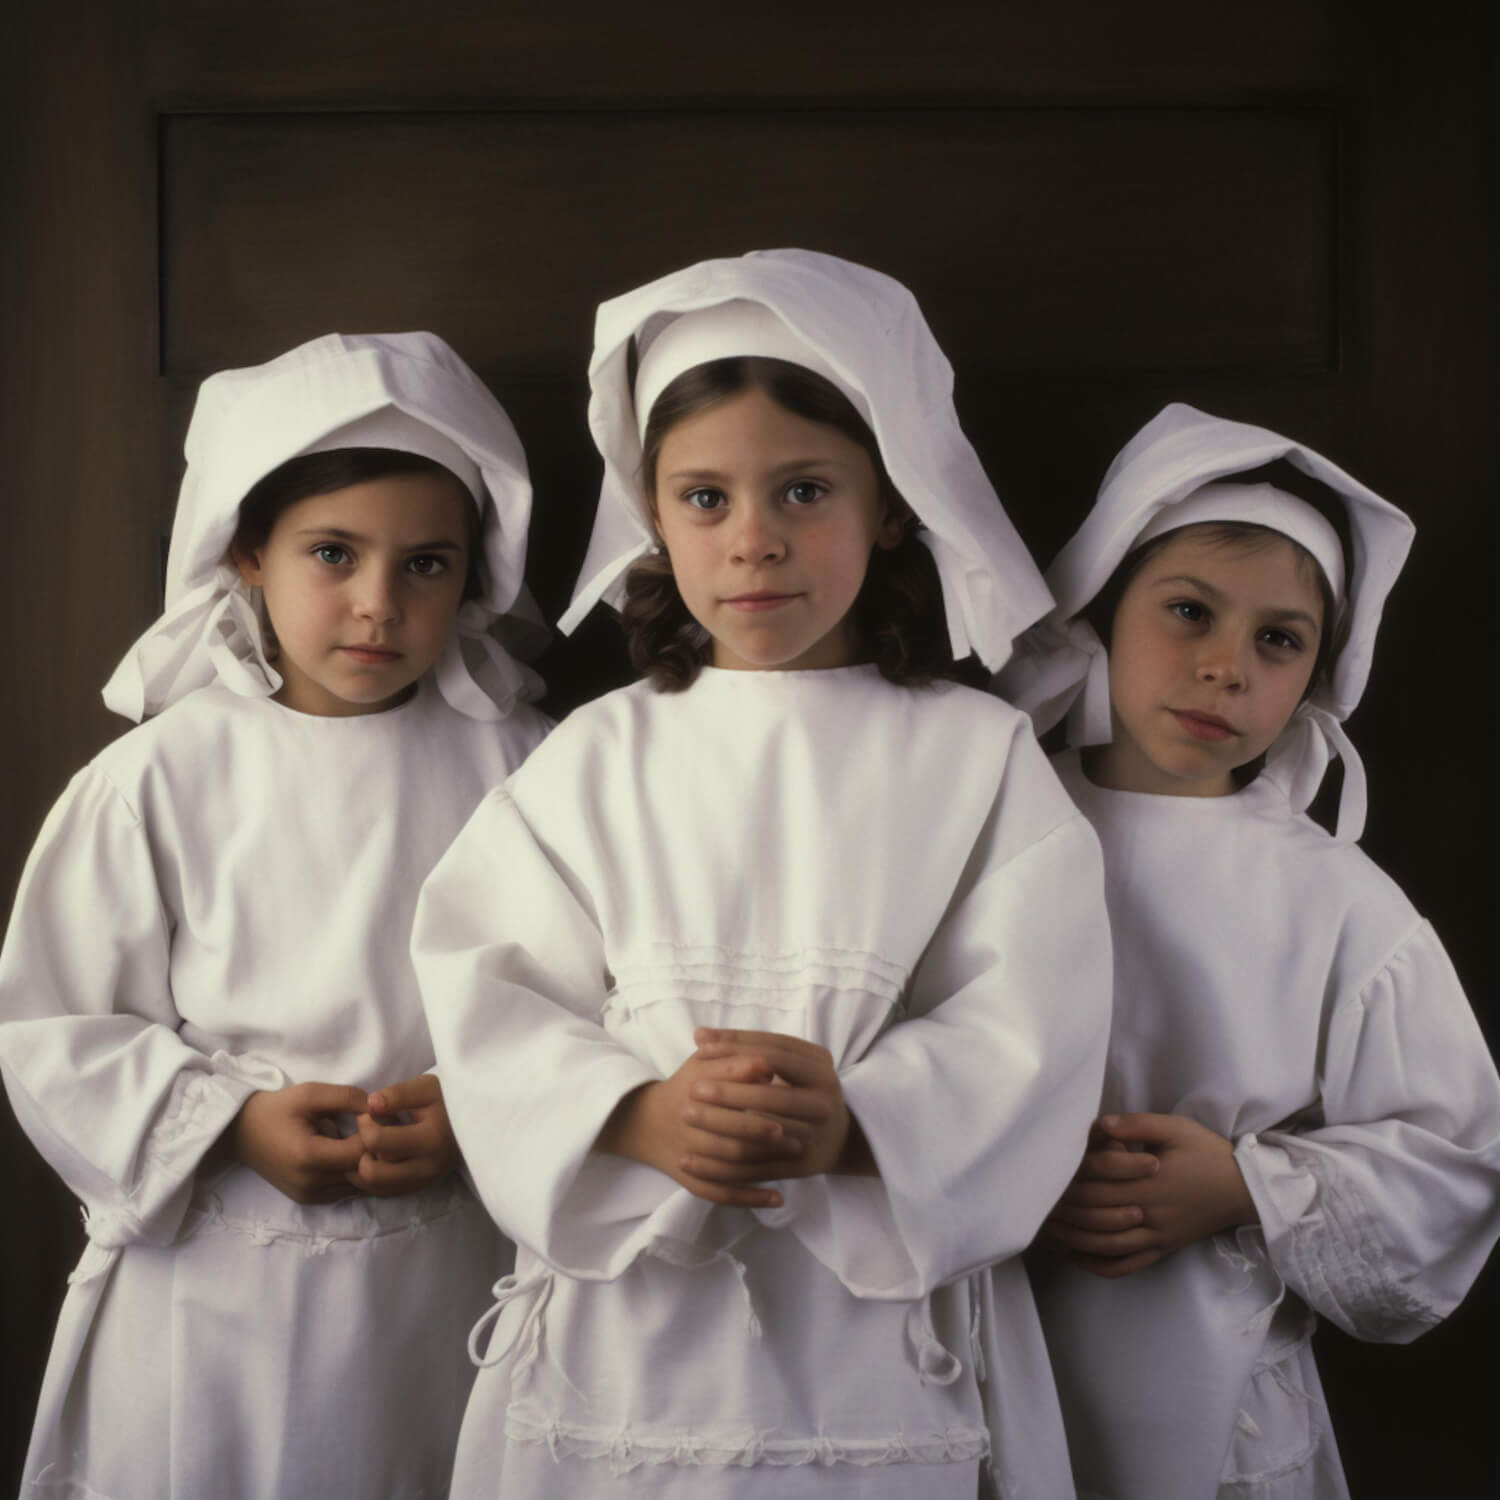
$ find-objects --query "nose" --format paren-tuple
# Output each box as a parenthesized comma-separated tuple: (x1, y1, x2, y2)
(1194, 634, 1248, 690)
(729, 500, 787, 566)
(353, 568, 401, 625)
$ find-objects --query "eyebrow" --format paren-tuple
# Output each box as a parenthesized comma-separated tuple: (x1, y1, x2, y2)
(663, 457, 856, 483)
(295, 527, 464, 551)
(1152, 574, 1322, 629)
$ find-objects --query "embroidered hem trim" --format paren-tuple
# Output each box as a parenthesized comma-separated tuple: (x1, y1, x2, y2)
(503, 1414, 989, 1473)
(1277, 1138, 1441, 1341)
(181, 1180, 472, 1254)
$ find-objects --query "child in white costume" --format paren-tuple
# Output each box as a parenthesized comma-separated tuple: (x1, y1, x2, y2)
(413, 249, 1114, 1499)
(0, 332, 550, 1498)
(998, 402, 1500, 1499)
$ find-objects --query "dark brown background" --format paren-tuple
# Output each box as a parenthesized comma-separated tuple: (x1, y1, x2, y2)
(2, 2, 1494, 1492)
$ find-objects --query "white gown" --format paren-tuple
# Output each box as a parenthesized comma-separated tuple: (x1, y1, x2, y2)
(1030, 750, 1500, 1500)
(413, 664, 1114, 1499)
(0, 678, 548, 1499)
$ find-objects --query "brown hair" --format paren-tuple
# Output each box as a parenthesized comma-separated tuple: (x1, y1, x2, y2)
(622, 355, 962, 691)
(230, 448, 486, 601)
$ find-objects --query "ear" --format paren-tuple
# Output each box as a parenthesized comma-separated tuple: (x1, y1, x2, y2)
(874, 495, 909, 551)
(229, 541, 264, 588)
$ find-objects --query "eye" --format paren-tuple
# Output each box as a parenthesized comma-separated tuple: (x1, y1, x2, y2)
(1167, 600, 1208, 624)
(1259, 626, 1305, 653)
(313, 543, 351, 566)
(682, 487, 727, 512)
(406, 554, 450, 577)
(783, 480, 828, 506)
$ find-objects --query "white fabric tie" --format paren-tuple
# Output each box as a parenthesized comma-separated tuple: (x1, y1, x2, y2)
(904, 1295, 963, 1388)
(1262, 702, 1368, 842)
(467, 1268, 554, 1373)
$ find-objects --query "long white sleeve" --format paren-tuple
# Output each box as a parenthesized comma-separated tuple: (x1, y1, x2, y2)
(0, 768, 275, 1248)
(1236, 918, 1500, 1342)
(414, 788, 664, 1277)
(792, 807, 1111, 1298)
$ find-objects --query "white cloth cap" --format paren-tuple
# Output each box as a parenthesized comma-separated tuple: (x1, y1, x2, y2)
(102, 332, 544, 722)
(995, 402, 1415, 841)
(303, 405, 485, 502)
(632, 299, 867, 442)
(1133, 481, 1347, 603)
(560, 248, 1053, 672)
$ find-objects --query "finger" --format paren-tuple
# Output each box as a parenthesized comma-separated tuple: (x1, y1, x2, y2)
(695, 1029, 828, 1062)
(679, 1152, 793, 1183)
(1067, 1248, 1167, 1279)
(1095, 1113, 1186, 1146)
(1057, 1177, 1152, 1210)
(1075, 1148, 1160, 1182)
(296, 1132, 367, 1173)
(367, 1074, 442, 1117)
(697, 1053, 778, 1084)
(685, 1127, 802, 1166)
(676, 1170, 783, 1210)
(355, 1116, 440, 1162)
(353, 1153, 446, 1196)
(289, 1082, 370, 1117)
(690, 1080, 832, 1121)
(1047, 1202, 1145, 1233)
(699, 1043, 833, 1089)
(1041, 1223, 1158, 1257)
(682, 1102, 800, 1150)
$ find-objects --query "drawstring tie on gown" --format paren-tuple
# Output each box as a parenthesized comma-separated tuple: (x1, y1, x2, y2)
(904, 1295, 964, 1387)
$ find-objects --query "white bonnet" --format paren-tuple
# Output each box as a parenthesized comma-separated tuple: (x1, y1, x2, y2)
(102, 332, 543, 721)
(559, 248, 1053, 672)
(996, 402, 1415, 839)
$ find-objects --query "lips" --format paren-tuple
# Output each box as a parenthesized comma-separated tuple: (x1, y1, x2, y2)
(723, 592, 799, 612)
(340, 645, 401, 663)
(1171, 709, 1236, 742)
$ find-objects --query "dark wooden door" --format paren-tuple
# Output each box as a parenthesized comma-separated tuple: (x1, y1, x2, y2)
(3, 4, 1494, 1492)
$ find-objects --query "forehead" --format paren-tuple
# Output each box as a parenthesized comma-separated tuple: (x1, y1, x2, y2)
(1133, 525, 1326, 615)
(278, 471, 472, 536)
(657, 385, 866, 466)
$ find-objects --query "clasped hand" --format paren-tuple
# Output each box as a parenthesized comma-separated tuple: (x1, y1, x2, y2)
(228, 1073, 459, 1205)
(1040, 1111, 1259, 1278)
(596, 1028, 867, 1209)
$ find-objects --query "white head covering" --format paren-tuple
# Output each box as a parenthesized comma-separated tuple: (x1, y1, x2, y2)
(559, 248, 1053, 671)
(996, 402, 1415, 840)
(102, 332, 544, 722)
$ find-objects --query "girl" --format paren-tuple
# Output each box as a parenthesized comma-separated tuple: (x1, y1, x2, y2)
(997, 402, 1500, 1499)
(0, 332, 550, 1498)
(413, 248, 1113, 1499)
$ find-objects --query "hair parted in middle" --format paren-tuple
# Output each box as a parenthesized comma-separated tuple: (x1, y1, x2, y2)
(623, 355, 969, 692)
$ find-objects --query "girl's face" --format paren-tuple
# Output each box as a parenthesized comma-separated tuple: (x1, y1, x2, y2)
(233, 472, 471, 717)
(1088, 527, 1325, 797)
(652, 386, 901, 673)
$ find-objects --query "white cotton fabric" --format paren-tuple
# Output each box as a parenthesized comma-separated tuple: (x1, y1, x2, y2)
(558, 248, 1055, 671)
(101, 331, 545, 724)
(414, 667, 1113, 1498)
(994, 402, 1415, 840)
(0, 679, 550, 1497)
(1028, 753, 1500, 1500)
(1132, 482, 1346, 603)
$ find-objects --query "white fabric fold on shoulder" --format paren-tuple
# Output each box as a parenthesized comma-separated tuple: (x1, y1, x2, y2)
(559, 248, 1053, 672)
(995, 402, 1414, 840)
(102, 331, 544, 723)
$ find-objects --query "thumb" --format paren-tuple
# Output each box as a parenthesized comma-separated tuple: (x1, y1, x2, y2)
(1095, 1112, 1186, 1148)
